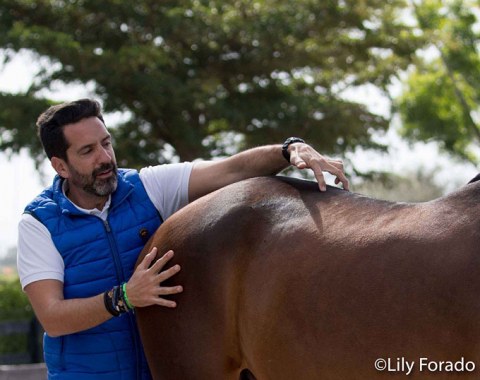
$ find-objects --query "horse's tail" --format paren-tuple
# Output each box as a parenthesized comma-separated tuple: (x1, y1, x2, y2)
(240, 369, 256, 380)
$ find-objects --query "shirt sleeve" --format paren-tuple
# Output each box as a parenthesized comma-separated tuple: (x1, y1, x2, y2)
(139, 162, 193, 221)
(17, 214, 65, 290)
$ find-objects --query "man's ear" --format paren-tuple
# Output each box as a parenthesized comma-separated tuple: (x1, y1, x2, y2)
(51, 157, 70, 179)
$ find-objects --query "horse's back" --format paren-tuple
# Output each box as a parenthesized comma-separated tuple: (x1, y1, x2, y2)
(136, 176, 480, 380)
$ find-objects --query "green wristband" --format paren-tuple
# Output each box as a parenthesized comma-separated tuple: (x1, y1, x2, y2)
(122, 283, 134, 310)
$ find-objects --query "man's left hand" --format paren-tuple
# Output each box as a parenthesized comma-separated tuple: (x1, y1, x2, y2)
(288, 143, 350, 192)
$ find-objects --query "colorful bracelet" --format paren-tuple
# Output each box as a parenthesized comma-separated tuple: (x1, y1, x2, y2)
(104, 284, 131, 317)
(104, 288, 120, 317)
(114, 285, 129, 314)
(122, 283, 134, 310)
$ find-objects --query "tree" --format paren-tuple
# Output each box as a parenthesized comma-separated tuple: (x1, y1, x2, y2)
(353, 167, 446, 202)
(397, 0, 480, 164)
(0, 0, 421, 168)
(0, 246, 18, 271)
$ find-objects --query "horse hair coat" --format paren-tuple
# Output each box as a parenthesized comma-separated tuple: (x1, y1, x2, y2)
(136, 176, 480, 379)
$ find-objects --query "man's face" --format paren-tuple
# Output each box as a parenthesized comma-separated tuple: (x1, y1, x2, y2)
(59, 116, 118, 197)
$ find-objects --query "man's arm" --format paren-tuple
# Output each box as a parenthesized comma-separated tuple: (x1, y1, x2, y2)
(24, 247, 182, 337)
(24, 280, 110, 337)
(188, 142, 349, 202)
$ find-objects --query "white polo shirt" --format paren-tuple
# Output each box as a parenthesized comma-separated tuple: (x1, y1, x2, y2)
(17, 162, 193, 289)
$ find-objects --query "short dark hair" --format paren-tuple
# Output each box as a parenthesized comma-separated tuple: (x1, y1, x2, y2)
(36, 98, 105, 160)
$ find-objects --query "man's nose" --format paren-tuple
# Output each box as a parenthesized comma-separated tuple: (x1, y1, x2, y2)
(98, 145, 113, 163)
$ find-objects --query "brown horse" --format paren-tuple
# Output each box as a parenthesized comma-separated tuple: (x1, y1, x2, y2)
(135, 175, 480, 379)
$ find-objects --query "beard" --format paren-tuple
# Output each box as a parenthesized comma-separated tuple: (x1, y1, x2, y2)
(69, 162, 118, 197)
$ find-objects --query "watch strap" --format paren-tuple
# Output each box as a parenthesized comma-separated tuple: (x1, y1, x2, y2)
(282, 137, 305, 162)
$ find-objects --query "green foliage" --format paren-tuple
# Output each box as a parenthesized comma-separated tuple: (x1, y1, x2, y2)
(0, 0, 422, 167)
(0, 276, 34, 358)
(0, 93, 51, 165)
(397, 0, 480, 164)
(353, 167, 445, 202)
(0, 275, 32, 321)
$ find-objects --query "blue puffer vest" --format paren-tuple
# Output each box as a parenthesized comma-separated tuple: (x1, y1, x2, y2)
(24, 169, 162, 380)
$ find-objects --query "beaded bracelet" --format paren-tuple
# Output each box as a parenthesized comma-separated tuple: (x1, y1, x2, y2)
(104, 284, 131, 317)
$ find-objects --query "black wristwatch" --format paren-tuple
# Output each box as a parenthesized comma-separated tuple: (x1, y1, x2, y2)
(282, 137, 305, 162)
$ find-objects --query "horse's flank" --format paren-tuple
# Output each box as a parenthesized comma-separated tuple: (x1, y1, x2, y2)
(136, 176, 480, 380)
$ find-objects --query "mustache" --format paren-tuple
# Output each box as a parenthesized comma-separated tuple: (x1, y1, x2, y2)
(92, 162, 117, 178)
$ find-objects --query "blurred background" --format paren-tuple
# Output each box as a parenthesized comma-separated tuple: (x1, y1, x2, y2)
(0, 0, 479, 267)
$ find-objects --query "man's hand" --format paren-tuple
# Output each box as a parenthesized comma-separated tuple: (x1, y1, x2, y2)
(126, 247, 183, 308)
(188, 142, 350, 201)
(288, 142, 350, 192)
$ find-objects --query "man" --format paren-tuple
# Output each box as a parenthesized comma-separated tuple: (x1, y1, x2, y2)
(17, 98, 349, 379)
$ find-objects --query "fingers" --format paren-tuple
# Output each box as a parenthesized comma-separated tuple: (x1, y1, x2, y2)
(152, 252, 183, 308)
(150, 249, 175, 272)
(312, 166, 328, 192)
(129, 248, 183, 308)
(289, 145, 308, 169)
(328, 160, 349, 191)
(153, 285, 184, 308)
(137, 246, 158, 269)
(155, 297, 179, 308)
(335, 171, 349, 191)
(157, 284, 183, 296)
(289, 144, 350, 191)
(316, 159, 349, 191)
(156, 262, 181, 282)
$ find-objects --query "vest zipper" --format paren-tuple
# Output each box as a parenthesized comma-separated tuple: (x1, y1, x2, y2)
(102, 219, 126, 282)
(102, 218, 143, 380)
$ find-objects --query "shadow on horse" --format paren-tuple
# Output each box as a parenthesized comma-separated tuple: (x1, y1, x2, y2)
(136, 176, 480, 379)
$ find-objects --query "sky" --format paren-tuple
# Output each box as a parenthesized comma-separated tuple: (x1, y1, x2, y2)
(0, 50, 478, 256)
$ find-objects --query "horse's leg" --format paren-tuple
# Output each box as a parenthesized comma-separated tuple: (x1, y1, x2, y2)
(138, 302, 245, 379)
